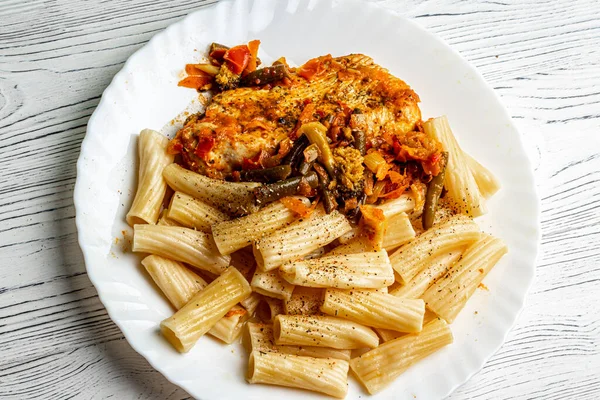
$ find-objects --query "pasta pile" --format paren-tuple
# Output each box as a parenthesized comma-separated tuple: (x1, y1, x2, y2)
(126, 116, 506, 398)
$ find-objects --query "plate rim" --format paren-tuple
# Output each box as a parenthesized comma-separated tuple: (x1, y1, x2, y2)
(74, 0, 541, 398)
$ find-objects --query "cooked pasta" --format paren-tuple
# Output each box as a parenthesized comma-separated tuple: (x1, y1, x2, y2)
(160, 267, 251, 352)
(244, 322, 351, 361)
(390, 250, 463, 299)
(424, 116, 486, 217)
(389, 214, 480, 284)
(132, 224, 230, 275)
(253, 207, 352, 271)
(163, 163, 260, 216)
(212, 198, 307, 255)
(167, 191, 229, 232)
(142, 255, 250, 344)
(251, 269, 295, 301)
(279, 250, 394, 289)
(423, 235, 508, 323)
(382, 212, 416, 251)
(350, 319, 453, 394)
(321, 289, 425, 333)
(466, 153, 501, 198)
(284, 287, 324, 315)
(273, 314, 379, 349)
(247, 351, 349, 398)
(157, 209, 180, 226)
(126, 129, 174, 226)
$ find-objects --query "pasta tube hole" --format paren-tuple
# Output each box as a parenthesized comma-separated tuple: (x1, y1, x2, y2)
(160, 324, 185, 353)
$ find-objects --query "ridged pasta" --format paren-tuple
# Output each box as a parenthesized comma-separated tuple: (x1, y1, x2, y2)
(253, 207, 352, 271)
(163, 163, 260, 216)
(389, 214, 480, 284)
(160, 267, 251, 352)
(167, 191, 229, 232)
(279, 250, 394, 289)
(132, 224, 230, 275)
(321, 289, 425, 333)
(274, 315, 379, 349)
(244, 322, 351, 361)
(247, 351, 349, 398)
(126, 129, 174, 225)
(350, 319, 453, 394)
(423, 235, 507, 323)
(251, 269, 295, 301)
(212, 199, 307, 255)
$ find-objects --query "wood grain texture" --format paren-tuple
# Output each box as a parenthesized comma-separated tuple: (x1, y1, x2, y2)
(0, 0, 598, 399)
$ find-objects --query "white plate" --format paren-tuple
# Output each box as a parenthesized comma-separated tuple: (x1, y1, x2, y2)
(74, 0, 540, 398)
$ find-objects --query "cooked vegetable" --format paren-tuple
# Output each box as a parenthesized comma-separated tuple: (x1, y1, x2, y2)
(297, 144, 319, 175)
(363, 152, 387, 177)
(352, 129, 366, 156)
(215, 63, 241, 91)
(187, 63, 220, 76)
(299, 122, 336, 178)
(223, 45, 250, 74)
(313, 163, 337, 213)
(241, 65, 287, 86)
(177, 75, 212, 91)
(254, 172, 319, 205)
(422, 152, 448, 230)
(246, 40, 261, 73)
(209, 42, 229, 60)
(240, 165, 292, 183)
(281, 135, 309, 166)
(347, 192, 366, 224)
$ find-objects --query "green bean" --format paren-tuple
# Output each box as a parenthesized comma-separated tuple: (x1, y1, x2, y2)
(239, 165, 292, 183)
(241, 65, 288, 86)
(347, 192, 366, 224)
(352, 129, 366, 156)
(299, 122, 336, 179)
(282, 135, 309, 166)
(422, 152, 449, 230)
(298, 159, 315, 176)
(297, 144, 319, 175)
(313, 163, 337, 213)
(254, 172, 318, 205)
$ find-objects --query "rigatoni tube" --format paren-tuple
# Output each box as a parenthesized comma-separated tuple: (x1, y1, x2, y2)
(279, 250, 394, 289)
(375, 194, 415, 218)
(126, 129, 174, 225)
(132, 224, 230, 275)
(142, 255, 249, 344)
(207, 305, 249, 344)
(141, 255, 207, 309)
(244, 322, 351, 361)
(389, 214, 480, 284)
(390, 250, 463, 299)
(253, 207, 352, 271)
(423, 116, 486, 217)
(466, 153, 501, 198)
(251, 269, 295, 301)
(321, 289, 425, 333)
(284, 287, 324, 315)
(163, 163, 260, 216)
(247, 351, 349, 398)
(382, 212, 416, 251)
(160, 267, 251, 352)
(423, 235, 507, 323)
(273, 315, 379, 349)
(167, 192, 229, 232)
(350, 319, 453, 394)
(212, 198, 307, 255)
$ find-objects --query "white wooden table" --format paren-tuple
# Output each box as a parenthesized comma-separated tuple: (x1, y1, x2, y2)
(1, 0, 599, 398)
